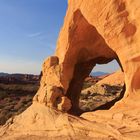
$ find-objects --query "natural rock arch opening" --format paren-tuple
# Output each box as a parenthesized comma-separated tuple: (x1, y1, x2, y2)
(91, 60, 120, 76)
(79, 60, 124, 113)
(66, 58, 125, 115)
(57, 10, 125, 115)
(33, 9, 127, 116)
(33, 7, 140, 117)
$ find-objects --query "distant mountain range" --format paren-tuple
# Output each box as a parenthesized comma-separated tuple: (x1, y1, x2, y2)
(90, 71, 109, 76)
(0, 72, 39, 84)
(0, 72, 38, 77)
(0, 71, 109, 77)
(0, 72, 9, 76)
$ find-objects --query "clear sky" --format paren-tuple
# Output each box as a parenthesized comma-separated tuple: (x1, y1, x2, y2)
(0, 0, 119, 74)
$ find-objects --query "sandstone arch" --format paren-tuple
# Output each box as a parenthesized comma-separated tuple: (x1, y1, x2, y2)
(54, 0, 140, 113)
(56, 10, 120, 114)
(1, 1, 140, 139)
(33, 0, 140, 114)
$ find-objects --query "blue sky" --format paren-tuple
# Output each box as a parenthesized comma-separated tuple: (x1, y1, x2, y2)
(0, 0, 119, 74)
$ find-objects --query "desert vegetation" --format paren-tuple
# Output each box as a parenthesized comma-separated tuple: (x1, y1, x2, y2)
(0, 83, 39, 125)
(0, 74, 123, 125)
(80, 83, 123, 111)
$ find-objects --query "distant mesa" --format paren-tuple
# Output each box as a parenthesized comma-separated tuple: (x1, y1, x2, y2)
(0, 72, 40, 84)
(90, 71, 109, 76)
(0, 72, 9, 77)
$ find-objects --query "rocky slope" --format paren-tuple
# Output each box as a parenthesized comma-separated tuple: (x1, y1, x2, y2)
(1, 0, 140, 139)
(0, 72, 111, 125)
(0, 74, 39, 125)
(97, 69, 124, 86)
(79, 70, 124, 112)
(0, 73, 116, 125)
(0, 83, 38, 125)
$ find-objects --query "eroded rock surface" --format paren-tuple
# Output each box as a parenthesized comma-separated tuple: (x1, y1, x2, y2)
(53, 0, 140, 114)
(33, 56, 72, 112)
(1, 0, 140, 139)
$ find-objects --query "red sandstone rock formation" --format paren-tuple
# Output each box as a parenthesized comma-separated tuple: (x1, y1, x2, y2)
(97, 69, 124, 86)
(1, 0, 140, 139)
(34, 0, 140, 114)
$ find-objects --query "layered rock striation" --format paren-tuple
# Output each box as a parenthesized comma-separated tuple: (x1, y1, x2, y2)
(1, 0, 140, 139)
(33, 0, 140, 114)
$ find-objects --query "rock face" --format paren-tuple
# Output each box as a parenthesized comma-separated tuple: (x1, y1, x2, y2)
(33, 56, 72, 112)
(97, 69, 124, 86)
(0, 103, 124, 140)
(1, 0, 140, 139)
(30, 0, 140, 115)
(55, 0, 140, 113)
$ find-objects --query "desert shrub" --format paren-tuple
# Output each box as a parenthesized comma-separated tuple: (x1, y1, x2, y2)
(24, 101, 32, 107)
(82, 82, 92, 90)
(0, 111, 13, 125)
(0, 110, 8, 125)
(26, 95, 33, 101)
(0, 83, 38, 94)
(18, 107, 26, 113)
(4, 105, 14, 111)
(0, 105, 4, 109)
(103, 84, 123, 95)
(0, 115, 7, 125)
(14, 97, 20, 101)
(14, 102, 24, 111)
(0, 91, 8, 99)
(80, 93, 89, 100)
(20, 97, 28, 104)
(4, 97, 13, 102)
(10, 101, 18, 105)
(0, 83, 38, 124)
(90, 92, 99, 97)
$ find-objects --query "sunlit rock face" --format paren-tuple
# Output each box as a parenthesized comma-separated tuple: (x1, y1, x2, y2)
(33, 56, 72, 112)
(1, 0, 140, 139)
(34, 0, 140, 113)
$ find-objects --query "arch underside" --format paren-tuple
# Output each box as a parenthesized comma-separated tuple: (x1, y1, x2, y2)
(58, 10, 125, 115)
(35, 7, 140, 115)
